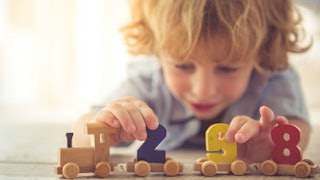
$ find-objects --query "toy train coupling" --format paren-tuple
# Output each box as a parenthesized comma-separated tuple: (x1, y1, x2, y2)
(116, 163, 127, 172)
(248, 163, 260, 172)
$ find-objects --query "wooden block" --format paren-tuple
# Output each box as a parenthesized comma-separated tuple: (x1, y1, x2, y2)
(86, 122, 116, 163)
(55, 147, 95, 177)
(95, 144, 110, 162)
(86, 122, 116, 135)
(58, 147, 95, 167)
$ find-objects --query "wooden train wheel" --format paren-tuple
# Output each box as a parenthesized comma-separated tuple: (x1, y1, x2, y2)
(62, 162, 79, 179)
(95, 162, 111, 178)
(231, 160, 247, 175)
(294, 161, 311, 178)
(260, 160, 278, 176)
(164, 159, 179, 176)
(134, 160, 151, 177)
(201, 160, 217, 177)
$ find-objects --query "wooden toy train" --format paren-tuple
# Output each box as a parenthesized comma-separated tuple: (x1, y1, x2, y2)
(54, 122, 319, 179)
(54, 122, 116, 178)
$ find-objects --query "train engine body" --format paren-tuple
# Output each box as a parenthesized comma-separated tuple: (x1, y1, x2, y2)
(54, 122, 116, 179)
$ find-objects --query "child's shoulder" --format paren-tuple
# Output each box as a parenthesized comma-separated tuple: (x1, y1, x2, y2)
(125, 55, 165, 92)
(250, 65, 300, 87)
(267, 65, 300, 85)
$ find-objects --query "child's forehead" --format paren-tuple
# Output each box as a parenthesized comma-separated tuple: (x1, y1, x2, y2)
(191, 40, 230, 60)
(169, 41, 244, 64)
(164, 53, 246, 68)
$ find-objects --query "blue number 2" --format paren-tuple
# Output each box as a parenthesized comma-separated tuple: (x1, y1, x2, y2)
(137, 124, 166, 163)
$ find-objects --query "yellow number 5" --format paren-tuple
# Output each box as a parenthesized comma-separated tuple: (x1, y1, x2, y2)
(206, 123, 237, 163)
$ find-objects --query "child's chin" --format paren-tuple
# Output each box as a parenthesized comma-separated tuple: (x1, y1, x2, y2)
(193, 113, 217, 121)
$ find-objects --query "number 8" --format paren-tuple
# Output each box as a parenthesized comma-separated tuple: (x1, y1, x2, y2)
(271, 124, 302, 165)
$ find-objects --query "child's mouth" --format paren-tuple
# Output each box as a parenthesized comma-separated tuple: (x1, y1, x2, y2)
(191, 103, 215, 112)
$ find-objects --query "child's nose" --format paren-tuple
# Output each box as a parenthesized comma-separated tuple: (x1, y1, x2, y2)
(191, 72, 217, 99)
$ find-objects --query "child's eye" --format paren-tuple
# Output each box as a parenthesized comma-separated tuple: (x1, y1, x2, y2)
(174, 64, 194, 71)
(217, 66, 238, 73)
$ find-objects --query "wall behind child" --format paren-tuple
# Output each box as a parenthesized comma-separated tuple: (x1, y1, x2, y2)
(0, 0, 319, 124)
(290, 5, 320, 125)
(0, 0, 131, 122)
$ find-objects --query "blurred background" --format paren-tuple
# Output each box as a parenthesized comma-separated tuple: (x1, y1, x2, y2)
(0, 0, 319, 165)
(0, 0, 131, 123)
(0, 0, 319, 125)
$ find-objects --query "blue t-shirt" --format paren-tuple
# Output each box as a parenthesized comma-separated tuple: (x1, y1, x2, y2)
(93, 56, 309, 150)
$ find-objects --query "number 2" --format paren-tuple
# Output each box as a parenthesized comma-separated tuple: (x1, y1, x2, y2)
(137, 124, 166, 163)
(206, 123, 237, 163)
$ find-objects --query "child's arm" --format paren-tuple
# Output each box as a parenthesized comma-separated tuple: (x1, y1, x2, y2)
(225, 106, 310, 164)
(72, 96, 159, 147)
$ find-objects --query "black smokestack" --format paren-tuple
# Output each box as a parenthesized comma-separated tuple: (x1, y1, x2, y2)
(66, 132, 74, 148)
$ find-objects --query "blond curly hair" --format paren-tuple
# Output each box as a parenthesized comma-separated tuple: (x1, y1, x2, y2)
(120, 0, 311, 73)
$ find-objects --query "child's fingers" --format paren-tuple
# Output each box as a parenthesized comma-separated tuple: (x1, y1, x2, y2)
(121, 96, 158, 140)
(119, 128, 135, 142)
(94, 110, 120, 128)
(96, 102, 136, 134)
(226, 116, 260, 143)
(226, 116, 247, 142)
(259, 106, 275, 130)
(94, 97, 158, 142)
(109, 129, 135, 146)
(121, 101, 147, 140)
(275, 116, 289, 125)
(235, 120, 260, 143)
(131, 100, 159, 130)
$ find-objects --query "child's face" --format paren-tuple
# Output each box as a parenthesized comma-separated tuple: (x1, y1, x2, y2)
(160, 38, 255, 120)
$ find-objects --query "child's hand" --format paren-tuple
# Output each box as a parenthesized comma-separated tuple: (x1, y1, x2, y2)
(93, 96, 159, 146)
(225, 106, 288, 163)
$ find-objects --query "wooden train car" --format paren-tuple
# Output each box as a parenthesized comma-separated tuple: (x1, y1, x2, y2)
(257, 123, 319, 178)
(259, 159, 318, 178)
(126, 124, 183, 177)
(126, 157, 183, 177)
(54, 122, 116, 179)
(194, 157, 247, 176)
(194, 123, 248, 176)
